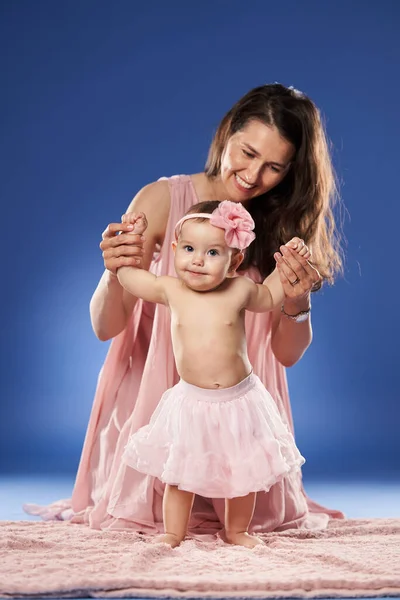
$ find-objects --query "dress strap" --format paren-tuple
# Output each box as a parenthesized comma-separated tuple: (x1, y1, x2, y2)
(155, 175, 198, 272)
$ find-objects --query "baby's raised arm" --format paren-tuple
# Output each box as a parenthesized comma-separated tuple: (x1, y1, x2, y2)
(117, 267, 169, 305)
(116, 212, 169, 306)
(245, 239, 311, 313)
(245, 268, 284, 313)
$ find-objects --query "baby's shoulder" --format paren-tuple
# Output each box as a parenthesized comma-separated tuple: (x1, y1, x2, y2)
(159, 275, 179, 288)
(160, 275, 189, 298)
(232, 275, 255, 292)
(225, 276, 255, 305)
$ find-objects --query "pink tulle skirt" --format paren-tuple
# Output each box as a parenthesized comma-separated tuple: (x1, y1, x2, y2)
(122, 372, 305, 498)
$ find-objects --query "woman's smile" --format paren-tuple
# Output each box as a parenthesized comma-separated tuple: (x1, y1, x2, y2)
(233, 173, 256, 192)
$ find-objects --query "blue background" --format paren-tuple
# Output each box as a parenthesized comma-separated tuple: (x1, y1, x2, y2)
(1, 0, 399, 479)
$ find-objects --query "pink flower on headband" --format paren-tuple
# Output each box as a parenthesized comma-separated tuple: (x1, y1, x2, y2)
(210, 201, 255, 250)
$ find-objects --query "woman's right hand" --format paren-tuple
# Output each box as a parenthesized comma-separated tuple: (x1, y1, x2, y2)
(99, 218, 145, 275)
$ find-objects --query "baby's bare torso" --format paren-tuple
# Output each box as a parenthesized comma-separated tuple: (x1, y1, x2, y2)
(165, 276, 253, 389)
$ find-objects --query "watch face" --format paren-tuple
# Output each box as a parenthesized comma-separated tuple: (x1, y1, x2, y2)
(295, 313, 310, 323)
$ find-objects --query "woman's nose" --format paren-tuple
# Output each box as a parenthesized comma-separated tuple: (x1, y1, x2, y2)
(245, 165, 260, 184)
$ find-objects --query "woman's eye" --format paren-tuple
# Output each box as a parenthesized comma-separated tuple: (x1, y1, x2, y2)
(184, 245, 193, 252)
(242, 149, 255, 159)
(270, 165, 281, 173)
(208, 249, 219, 256)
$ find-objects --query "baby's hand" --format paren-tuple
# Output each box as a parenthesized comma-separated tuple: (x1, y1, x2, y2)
(121, 211, 148, 236)
(285, 237, 311, 260)
(117, 212, 147, 269)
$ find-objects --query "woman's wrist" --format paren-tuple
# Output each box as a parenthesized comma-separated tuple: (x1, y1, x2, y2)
(282, 294, 311, 315)
(105, 269, 122, 285)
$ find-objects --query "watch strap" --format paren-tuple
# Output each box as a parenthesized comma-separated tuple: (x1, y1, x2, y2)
(280, 304, 311, 322)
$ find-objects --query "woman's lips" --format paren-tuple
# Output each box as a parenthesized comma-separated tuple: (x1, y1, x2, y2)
(233, 173, 256, 193)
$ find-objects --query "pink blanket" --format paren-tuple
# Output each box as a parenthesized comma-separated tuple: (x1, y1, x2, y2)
(1, 517, 399, 598)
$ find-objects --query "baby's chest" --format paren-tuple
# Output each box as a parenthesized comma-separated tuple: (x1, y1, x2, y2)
(171, 295, 241, 328)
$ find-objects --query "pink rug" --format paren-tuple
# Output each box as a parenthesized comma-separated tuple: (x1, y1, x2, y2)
(1, 518, 399, 598)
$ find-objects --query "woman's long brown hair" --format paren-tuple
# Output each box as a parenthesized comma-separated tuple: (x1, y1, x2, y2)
(205, 84, 344, 288)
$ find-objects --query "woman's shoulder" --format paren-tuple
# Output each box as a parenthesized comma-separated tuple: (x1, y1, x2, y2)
(124, 173, 202, 245)
(126, 179, 171, 216)
(156, 173, 203, 226)
(161, 172, 206, 200)
(127, 173, 202, 209)
(124, 180, 172, 246)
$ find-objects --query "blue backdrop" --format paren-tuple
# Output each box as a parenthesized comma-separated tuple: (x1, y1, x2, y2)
(1, 0, 399, 479)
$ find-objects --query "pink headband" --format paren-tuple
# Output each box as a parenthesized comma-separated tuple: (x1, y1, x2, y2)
(174, 201, 256, 251)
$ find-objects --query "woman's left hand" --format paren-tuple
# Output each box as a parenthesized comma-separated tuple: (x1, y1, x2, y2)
(274, 237, 321, 302)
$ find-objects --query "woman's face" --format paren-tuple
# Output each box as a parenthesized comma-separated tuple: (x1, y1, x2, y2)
(220, 119, 295, 203)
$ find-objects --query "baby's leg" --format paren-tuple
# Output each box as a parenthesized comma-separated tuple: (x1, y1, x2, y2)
(153, 484, 195, 548)
(224, 492, 263, 548)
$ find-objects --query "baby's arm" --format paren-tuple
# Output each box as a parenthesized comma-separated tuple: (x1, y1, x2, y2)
(116, 212, 168, 305)
(245, 239, 311, 313)
(245, 268, 284, 313)
(117, 267, 168, 305)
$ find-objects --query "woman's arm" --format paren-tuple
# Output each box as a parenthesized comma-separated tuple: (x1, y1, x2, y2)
(270, 239, 319, 367)
(270, 295, 313, 367)
(90, 180, 171, 341)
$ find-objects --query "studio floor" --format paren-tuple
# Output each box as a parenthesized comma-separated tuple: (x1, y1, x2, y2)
(1, 476, 399, 600)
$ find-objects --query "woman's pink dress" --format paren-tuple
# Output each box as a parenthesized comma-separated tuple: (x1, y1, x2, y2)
(24, 175, 344, 533)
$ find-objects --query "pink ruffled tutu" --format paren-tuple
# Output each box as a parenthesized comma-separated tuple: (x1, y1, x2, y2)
(122, 372, 305, 498)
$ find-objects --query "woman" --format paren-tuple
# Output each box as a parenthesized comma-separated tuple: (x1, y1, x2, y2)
(25, 83, 344, 532)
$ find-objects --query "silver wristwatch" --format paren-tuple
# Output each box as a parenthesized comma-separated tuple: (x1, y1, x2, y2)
(280, 304, 311, 323)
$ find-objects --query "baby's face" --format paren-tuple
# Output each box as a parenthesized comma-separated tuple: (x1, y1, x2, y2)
(173, 220, 236, 292)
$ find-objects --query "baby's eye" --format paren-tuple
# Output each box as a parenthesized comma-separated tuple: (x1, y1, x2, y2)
(183, 245, 194, 252)
(208, 249, 219, 256)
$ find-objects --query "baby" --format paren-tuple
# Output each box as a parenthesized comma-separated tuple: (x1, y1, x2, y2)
(117, 200, 308, 548)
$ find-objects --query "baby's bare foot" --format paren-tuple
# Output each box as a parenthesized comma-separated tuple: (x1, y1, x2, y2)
(225, 531, 264, 548)
(152, 533, 182, 548)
